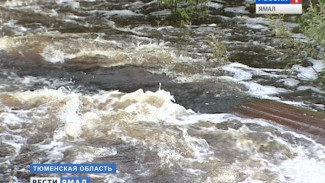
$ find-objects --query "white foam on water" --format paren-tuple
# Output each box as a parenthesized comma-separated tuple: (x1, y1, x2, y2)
(292, 59, 325, 81)
(1, 86, 325, 182)
(39, 39, 177, 66)
(118, 89, 191, 123)
(230, 120, 325, 182)
(3, 0, 33, 7)
(223, 62, 284, 78)
(220, 62, 324, 110)
(279, 153, 325, 183)
(180, 127, 215, 161)
(40, 44, 68, 63)
(0, 1, 324, 182)
(280, 100, 308, 108)
(297, 85, 325, 94)
(60, 93, 84, 138)
(2, 87, 193, 138)
(37, 38, 208, 83)
(207, 2, 223, 10)
(278, 78, 300, 87)
(56, 0, 80, 9)
(157, 148, 184, 167)
(239, 177, 264, 183)
(220, 62, 296, 100)
(7, 88, 84, 140)
(1, 112, 23, 125)
(174, 113, 234, 125)
(219, 75, 287, 100)
(293, 64, 319, 80)
(246, 82, 288, 98)
(223, 63, 253, 80)
(313, 103, 325, 111)
(2, 19, 29, 36)
(0, 36, 18, 50)
(73, 147, 117, 164)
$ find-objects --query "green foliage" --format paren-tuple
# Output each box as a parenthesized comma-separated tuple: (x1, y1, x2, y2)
(157, 0, 210, 26)
(266, 2, 325, 84)
(268, 15, 317, 61)
(267, 15, 290, 38)
(205, 37, 228, 66)
(300, 0, 325, 83)
(301, 0, 325, 48)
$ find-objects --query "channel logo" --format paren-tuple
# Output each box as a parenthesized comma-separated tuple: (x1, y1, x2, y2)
(256, 0, 302, 14)
(30, 177, 90, 183)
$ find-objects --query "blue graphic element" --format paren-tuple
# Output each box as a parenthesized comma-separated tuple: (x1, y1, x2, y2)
(30, 164, 117, 174)
(256, 0, 291, 4)
(61, 177, 91, 183)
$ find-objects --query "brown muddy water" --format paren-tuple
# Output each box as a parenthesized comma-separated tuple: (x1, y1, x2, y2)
(0, 0, 325, 183)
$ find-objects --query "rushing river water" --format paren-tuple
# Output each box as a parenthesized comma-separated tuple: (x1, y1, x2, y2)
(1, 0, 325, 183)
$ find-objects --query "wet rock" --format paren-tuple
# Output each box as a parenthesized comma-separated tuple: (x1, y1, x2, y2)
(134, 166, 194, 183)
(20, 145, 38, 154)
(1, 51, 249, 113)
(13, 145, 47, 166)
(149, 9, 172, 17)
(258, 140, 297, 159)
(207, 2, 223, 10)
(143, 1, 160, 14)
(246, 132, 270, 145)
(0, 143, 16, 157)
(301, 59, 314, 67)
(303, 0, 321, 9)
(276, 131, 315, 147)
(13, 154, 33, 165)
(94, 145, 138, 173)
(202, 133, 248, 163)
(216, 120, 243, 130)
(103, 10, 143, 17)
(244, 123, 269, 132)
(124, 1, 145, 11)
(224, 6, 249, 15)
(167, 83, 248, 113)
(0, 173, 11, 183)
(244, 0, 255, 4)
(27, 133, 47, 144)
(228, 51, 285, 69)
(15, 171, 30, 182)
(291, 25, 302, 33)
(7, 124, 21, 131)
(0, 164, 9, 174)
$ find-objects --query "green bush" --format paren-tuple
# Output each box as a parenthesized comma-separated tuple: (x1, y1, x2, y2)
(300, 0, 325, 82)
(301, 0, 325, 48)
(267, 1, 325, 83)
(205, 37, 229, 66)
(157, 0, 210, 25)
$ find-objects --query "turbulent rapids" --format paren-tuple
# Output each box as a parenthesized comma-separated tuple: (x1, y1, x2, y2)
(0, 0, 325, 183)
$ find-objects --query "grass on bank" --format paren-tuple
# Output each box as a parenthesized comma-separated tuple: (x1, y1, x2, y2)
(267, 0, 325, 84)
(157, 0, 210, 26)
(301, 0, 325, 82)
